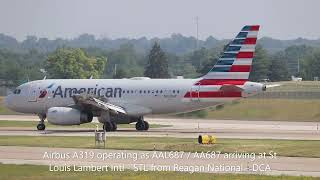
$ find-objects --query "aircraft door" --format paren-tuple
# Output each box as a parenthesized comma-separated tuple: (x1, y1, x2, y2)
(28, 82, 39, 102)
(190, 84, 200, 102)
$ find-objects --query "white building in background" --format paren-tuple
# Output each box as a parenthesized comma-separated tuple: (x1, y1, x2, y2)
(291, 76, 302, 82)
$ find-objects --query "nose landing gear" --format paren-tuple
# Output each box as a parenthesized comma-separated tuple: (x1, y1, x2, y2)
(37, 123, 45, 131)
(37, 114, 46, 131)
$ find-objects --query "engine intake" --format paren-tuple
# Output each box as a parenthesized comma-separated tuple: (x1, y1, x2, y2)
(47, 107, 93, 125)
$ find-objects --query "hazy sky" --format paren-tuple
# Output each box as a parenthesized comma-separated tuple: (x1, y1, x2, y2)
(1, 0, 319, 41)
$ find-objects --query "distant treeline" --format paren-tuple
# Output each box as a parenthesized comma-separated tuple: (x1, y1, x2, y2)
(2, 33, 320, 54)
(1, 33, 320, 87)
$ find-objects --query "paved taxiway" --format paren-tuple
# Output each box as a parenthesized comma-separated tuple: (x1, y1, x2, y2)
(0, 115, 319, 140)
(0, 146, 319, 177)
(1, 116, 320, 177)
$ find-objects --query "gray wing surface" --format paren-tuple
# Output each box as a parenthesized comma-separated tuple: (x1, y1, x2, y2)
(72, 94, 126, 114)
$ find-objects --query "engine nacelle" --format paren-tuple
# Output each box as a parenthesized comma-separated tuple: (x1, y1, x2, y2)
(242, 81, 266, 97)
(47, 107, 93, 125)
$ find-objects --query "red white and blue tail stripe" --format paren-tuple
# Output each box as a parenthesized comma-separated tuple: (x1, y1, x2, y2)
(184, 25, 260, 99)
(202, 25, 259, 81)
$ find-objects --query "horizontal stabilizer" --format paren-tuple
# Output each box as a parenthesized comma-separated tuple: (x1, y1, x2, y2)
(219, 84, 244, 92)
(265, 84, 281, 89)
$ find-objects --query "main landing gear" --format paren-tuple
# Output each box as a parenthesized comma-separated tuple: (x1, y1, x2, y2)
(103, 121, 117, 132)
(37, 114, 46, 131)
(135, 117, 149, 131)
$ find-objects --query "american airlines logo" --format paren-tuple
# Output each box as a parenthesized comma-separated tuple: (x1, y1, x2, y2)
(52, 86, 122, 98)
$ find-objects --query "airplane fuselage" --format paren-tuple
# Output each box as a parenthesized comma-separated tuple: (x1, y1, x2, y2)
(5, 78, 260, 116)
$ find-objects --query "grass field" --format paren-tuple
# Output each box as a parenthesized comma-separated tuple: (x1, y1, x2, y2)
(1, 164, 316, 180)
(1, 136, 320, 158)
(205, 99, 320, 121)
(0, 120, 170, 129)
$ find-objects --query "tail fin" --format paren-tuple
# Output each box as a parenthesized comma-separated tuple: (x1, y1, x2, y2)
(202, 25, 260, 81)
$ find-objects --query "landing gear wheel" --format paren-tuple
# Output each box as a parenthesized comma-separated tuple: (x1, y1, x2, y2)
(103, 122, 114, 132)
(135, 122, 145, 131)
(143, 121, 149, 130)
(37, 114, 46, 131)
(111, 122, 117, 131)
(37, 124, 45, 131)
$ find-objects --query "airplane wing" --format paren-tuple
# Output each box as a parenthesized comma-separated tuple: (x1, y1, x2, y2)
(72, 94, 127, 115)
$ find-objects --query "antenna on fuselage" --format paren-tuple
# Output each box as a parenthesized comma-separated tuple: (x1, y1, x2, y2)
(43, 76, 46, 80)
(89, 75, 93, 79)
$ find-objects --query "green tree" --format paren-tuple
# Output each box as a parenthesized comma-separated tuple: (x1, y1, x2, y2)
(187, 47, 210, 70)
(283, 45, 313, 76)
(249, 45, 271, 81)
(2, 60, 25, 85)
(196, 46, 223, 76)
(268, 52, 289, 81)
(198, 57, 218, 76)
(301, 49, 320, 80)
(113, 67, 127, 79)
(103, 44, 144, 78)
(45, 48, 106, 79)
(0, 49, 40, 86)
(144, 42, 170, 78)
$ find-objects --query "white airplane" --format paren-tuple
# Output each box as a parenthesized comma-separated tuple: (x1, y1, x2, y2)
(4, 25, 267, 131)
(291, 75, 302, 82)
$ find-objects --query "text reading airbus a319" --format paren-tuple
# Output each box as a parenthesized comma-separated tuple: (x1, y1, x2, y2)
(5, 25, 269, 131)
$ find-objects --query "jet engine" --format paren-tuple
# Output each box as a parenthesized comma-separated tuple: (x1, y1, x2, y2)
(242, 81, 266, 97)
(47, 107, 93, 125)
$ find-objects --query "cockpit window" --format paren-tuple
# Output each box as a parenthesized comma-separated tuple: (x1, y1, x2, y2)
(13, 89, 21, 94)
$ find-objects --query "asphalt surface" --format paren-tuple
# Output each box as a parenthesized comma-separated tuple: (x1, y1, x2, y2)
(1, 115, 320, 177)
(0, 146, 319, 177)
(0, 115, 319, 140)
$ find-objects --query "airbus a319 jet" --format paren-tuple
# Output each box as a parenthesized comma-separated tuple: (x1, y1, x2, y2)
(4, 25, 268, 131)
